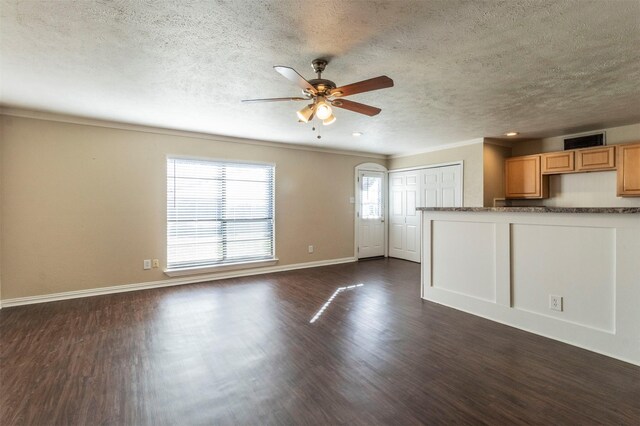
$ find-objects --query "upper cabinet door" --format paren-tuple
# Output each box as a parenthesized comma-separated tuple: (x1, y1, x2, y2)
(617, 142, 640, 197)
(542, 151, 575, 174)
(505, 155, 549, 199)
(576, 146, 615, 171)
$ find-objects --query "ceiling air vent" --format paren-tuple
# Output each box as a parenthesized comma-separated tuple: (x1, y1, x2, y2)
(564, 132, 606, 150)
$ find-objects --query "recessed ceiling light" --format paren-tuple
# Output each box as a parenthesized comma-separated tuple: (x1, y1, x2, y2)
(352, 132, 363, 137)
(505, 132, 519, 137)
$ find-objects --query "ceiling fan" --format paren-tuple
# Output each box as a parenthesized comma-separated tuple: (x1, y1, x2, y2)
(241, 59, 394, 126)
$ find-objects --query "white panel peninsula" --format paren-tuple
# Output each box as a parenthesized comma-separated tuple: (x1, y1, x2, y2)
(417, 207, 640, 365)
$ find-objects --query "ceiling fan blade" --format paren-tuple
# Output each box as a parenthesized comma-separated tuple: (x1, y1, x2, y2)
(331, 99, 381, 116)
(241, 97, 308, 103)
(274, 66, 317, 93)
(330, 76, 394, 97)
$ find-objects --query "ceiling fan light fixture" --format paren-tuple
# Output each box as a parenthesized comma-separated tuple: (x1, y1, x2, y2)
(316, 104, 332, 120)
(315, 97, 333, 120)
(322, 114, 336, 126)
(296, 104, 316, 123)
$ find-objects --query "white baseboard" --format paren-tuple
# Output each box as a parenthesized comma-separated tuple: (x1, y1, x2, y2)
(0, 257, 356, 308)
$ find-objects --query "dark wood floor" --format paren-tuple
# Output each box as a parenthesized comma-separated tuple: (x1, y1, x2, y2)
(1, 258, 639, 425)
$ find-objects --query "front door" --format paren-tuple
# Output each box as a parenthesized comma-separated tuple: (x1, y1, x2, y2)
(358, 171, 385, 258)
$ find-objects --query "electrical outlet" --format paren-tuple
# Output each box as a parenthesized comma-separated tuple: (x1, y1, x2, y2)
(549, 295, 563, 312)
(152, 259, 159, 268)
(143, 259, 151, 270)
(308, 245, 314, 254)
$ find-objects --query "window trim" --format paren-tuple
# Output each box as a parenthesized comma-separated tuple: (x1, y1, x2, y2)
(165, 155, 277, 275)
(164, 257, 279, 277)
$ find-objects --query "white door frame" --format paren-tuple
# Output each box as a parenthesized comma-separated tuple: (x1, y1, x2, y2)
(354, 162, 388, 259)
(390, 160, 464, 181)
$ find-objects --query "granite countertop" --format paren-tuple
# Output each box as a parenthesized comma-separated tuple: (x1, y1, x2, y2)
(416, 207, 640, 214)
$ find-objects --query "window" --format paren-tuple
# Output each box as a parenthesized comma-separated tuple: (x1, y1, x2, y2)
(167, 158, 275, 270)
(361, 174, 383, 219)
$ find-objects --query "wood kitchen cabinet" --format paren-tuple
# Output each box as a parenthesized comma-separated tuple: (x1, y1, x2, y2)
(505, 155, 549, 199)
(576, 146, 615, 171)
(542, 151, 575, 174)
(617, 142, 640, 197)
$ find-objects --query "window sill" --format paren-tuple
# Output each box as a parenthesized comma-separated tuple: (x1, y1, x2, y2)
(164, 258, 279, 277)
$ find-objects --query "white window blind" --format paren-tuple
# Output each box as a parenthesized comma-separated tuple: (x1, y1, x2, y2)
(167, 158, 275, 269)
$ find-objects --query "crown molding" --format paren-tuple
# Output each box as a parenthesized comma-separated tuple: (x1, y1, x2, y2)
(389, 137, 485, 159)
(0, 106, 388, 160)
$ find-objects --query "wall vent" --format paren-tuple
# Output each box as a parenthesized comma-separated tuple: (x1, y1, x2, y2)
(564, 132, 606, 150)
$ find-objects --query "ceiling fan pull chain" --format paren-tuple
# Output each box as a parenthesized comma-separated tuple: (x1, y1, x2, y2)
(310, 119, 321, 139)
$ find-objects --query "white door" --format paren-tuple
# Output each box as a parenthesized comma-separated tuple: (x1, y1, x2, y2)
(358, 171, 385, 258)
(422, 164, 463, 208)
(389, 171, 421, 262)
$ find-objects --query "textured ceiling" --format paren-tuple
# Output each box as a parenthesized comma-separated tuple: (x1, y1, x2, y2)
(1, 0, 639, 155)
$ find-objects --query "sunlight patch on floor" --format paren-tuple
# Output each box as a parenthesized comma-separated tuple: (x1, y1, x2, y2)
(309, 283, 364, 324)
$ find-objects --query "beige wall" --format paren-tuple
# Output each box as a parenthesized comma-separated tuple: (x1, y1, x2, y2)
(0, 115, 385, 300)
(482, 142, 512, 207)
(388, 142, 484, 207)
(509, 123, 640, 208)
(510, 139, 542, 157)
(0, 119, 3, 304)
